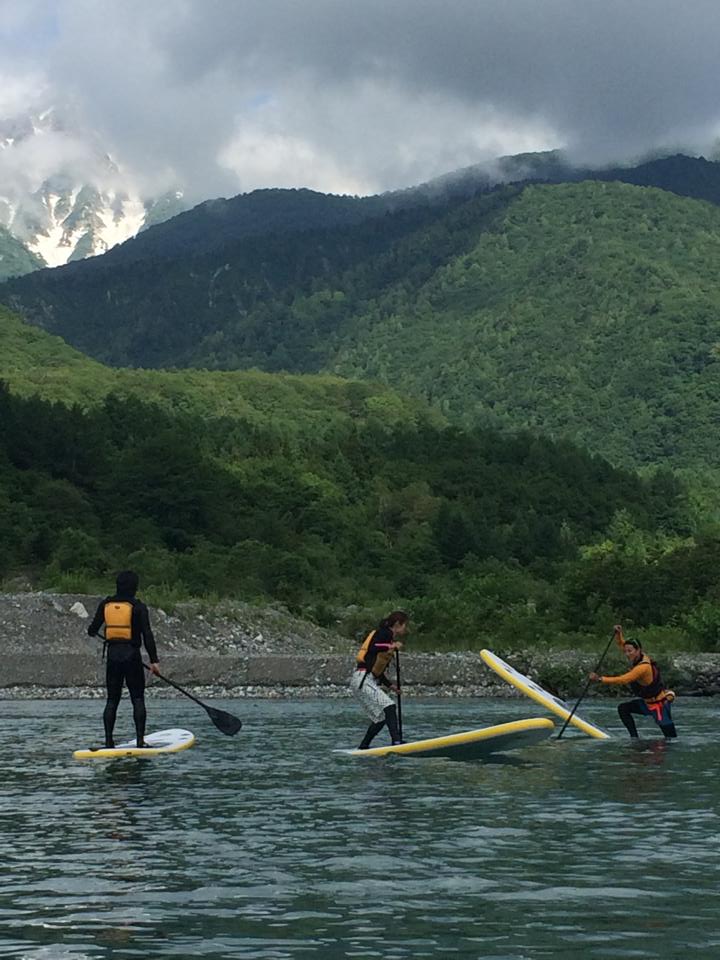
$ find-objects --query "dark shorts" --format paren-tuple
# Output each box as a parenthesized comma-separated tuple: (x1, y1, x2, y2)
(637, 698, 673, 727)
(105, 644, 145, 701)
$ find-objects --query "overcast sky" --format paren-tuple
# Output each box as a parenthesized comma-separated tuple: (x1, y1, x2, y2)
(2, 0, 720, 202)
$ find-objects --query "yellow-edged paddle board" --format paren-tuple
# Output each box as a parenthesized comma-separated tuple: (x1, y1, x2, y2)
(480, 649, 610, 740)
(73, 728, 195, 760)
(338, 717, 555, 760)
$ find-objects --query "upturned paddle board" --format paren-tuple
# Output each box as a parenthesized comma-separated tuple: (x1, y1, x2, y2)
(480, 649, 610, 740)
(337, 717, 555, 760)
(73, 728, 195, 760)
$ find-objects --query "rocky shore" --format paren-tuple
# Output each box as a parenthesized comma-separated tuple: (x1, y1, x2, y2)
(2, 591, 719, 699)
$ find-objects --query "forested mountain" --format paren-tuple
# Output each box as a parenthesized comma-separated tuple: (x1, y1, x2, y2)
(5, 303, 717, 651)
(331, 181, 720, 470)
(11, 148, 720, 273)
(80, 151, 720, 269)
(0, 186, 504, 365)
(10, 186, 401, 279)
(4, 180, 720, 471)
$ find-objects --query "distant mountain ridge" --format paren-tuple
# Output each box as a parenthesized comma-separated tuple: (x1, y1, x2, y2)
(413, 150, 720, 206)
(5, 131, 720, 277)
(65, 187, 393, 271)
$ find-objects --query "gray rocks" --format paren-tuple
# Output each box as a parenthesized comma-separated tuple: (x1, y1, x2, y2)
(2, 591, 719, 700)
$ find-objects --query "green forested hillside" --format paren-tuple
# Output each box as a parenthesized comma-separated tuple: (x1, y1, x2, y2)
(4, 181, 720, 471)
(5, 305, 718, 651)
(332, 181, 720, 469)
(0, 189, 492, 367)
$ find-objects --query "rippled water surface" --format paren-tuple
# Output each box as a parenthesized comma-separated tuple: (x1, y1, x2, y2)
(1, 696, 719, 959)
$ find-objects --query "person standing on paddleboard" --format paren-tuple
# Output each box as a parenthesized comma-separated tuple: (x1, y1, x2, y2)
(350, 611, 408, 749)
(87, 570, 161, 748)
(589, 624, 677, 739)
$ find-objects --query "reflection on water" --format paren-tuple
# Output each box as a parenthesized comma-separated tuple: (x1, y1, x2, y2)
(0, 697, 718, 959)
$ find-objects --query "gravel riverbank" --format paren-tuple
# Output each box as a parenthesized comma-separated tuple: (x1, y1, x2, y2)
(2, 591, 719, 700)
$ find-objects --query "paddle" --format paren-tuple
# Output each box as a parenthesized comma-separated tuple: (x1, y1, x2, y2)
(395, 648, 404, 742)
(556, 631, 615, 740)
(144, 664, 243, 736)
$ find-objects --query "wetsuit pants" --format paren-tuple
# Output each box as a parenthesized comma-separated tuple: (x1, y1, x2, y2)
(104, 645, 146, 746)
(618, 698, 677, 739)
(358, 706, 402, 749)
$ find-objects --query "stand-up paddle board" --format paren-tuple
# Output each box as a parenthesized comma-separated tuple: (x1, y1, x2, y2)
(337, 717, 554, 760)
(480, 649, 610, 740)
(73, 728, 195, 760)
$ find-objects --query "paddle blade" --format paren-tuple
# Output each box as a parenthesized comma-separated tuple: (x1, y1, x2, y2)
(205, 705, 243, 736)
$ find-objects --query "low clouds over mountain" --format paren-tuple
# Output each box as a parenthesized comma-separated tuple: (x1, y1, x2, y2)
(2, 0, 720, 201)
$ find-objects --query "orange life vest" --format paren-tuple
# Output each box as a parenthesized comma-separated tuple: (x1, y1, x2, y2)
(356, 629, 394, 677)
(104, 601, 133, 641)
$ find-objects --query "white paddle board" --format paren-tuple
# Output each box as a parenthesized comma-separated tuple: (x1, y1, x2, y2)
(73, 728, 196, 760)
(337, 717, 555, 760)
(480, 649, 610, 739)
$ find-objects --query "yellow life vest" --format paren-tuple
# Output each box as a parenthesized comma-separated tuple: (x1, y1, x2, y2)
(104, 601, 133, 641)
(356, 630, 375, 666)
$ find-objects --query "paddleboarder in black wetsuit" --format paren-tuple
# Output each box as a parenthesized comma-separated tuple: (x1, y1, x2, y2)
(88, 570, 160, 748)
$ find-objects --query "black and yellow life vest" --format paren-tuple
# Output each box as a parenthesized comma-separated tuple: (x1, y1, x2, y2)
(104, 601, 133, 641)
(629, 655, 665, 701)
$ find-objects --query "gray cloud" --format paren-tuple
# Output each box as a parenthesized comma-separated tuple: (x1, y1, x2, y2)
(2, 0, 720, 201)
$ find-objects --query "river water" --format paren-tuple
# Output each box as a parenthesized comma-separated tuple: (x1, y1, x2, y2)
(1, 696, 718, 959)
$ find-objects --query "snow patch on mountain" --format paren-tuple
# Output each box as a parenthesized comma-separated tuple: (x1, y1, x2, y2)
(0, 107, 185, 268)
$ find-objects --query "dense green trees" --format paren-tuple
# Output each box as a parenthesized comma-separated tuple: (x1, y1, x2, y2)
(2, 370, 716, 651)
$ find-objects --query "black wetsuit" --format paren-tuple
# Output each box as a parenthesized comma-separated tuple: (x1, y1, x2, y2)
(88, 593, 158, 746)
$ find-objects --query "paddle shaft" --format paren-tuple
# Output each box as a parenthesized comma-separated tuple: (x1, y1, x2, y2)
(556, 632, 616, 740)
(142, 663, 242, 736)
(143, 662, 209, 709)
(395, 649, 403, 741)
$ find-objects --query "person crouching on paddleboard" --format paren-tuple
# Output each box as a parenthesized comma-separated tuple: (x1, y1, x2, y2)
(589, 624, 677, 739)
(87, 570, 161, 748)
(351, 611, 408, 749)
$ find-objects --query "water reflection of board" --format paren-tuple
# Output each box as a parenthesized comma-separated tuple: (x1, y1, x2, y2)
(337, 717, 555, 760)
(73, 728, 196, 760)
(480, 649, 610, 740)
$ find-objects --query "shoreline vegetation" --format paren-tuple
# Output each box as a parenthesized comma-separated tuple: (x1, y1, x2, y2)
(3, 591, 719, 700)
(2, 369, 715, 660)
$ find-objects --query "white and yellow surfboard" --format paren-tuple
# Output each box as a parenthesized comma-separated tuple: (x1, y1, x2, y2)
(480, 649, 610, 739)
(73, 728, 196, 760)
(338, 717, 555, 760)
